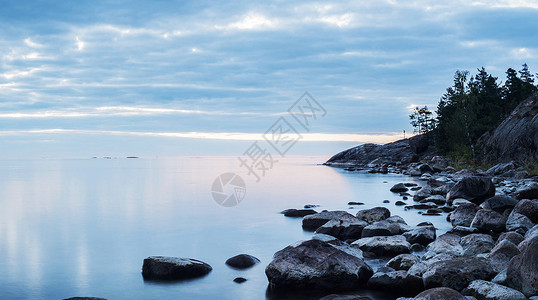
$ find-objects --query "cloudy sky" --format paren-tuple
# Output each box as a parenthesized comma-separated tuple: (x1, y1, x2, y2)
(1, 0, 538, 158)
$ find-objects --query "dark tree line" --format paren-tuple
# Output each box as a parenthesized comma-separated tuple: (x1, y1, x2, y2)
(410, 64, 537, 160)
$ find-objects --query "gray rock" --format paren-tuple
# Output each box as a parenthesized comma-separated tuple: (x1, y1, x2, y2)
(505, 233, 538, 297)
(302, 210, 356, 230)
(446, 177, 495, 205)
(450, 203, 479, 227)
(513, 198, 538, 223)
(351, 235, 411, 257)
(319, 294, 373, 300)
(408, 262, 429, 278)
(265, 239, 373, 290)
(422, 257, 496, 291)
(413, 287, 468, 300)
(448, 226, 480, 237)
(514, 182, 538, 200)
(403, 225, 436, 246)
(367, 269, 423, 295)
(361, 216, 410, 238)
(281, 208, 318, 217)
(486, 240, 520, 273)
(391, 183, 409, 193)
(470, 209, 506, 233)
(355, 207, 391, 224)
(225, 254, 260, 269)
(421, 195, 446, 205)
(233, 277, 247, 283)
(414, 186, 433, 202)
(492, 268, 507, 285)
(462, 280, 527, 300)
(496, 231, 524, 246)
(142, 256, 212, 280)
(486, 161, 518, 176)
(479, 195, 518, 213)
(506, 211, 534, 234)
(386, 254, 420, 271)
(315, 218, 369, 241)
(460, 234, 494, 256)
(426, 233, 464, 257)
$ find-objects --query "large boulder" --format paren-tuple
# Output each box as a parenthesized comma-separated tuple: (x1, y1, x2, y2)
(302, 211, 356, 231)
(422, 257, 496, 291)
(479, 195, 518, 213)
(315, 218, 368, 241)
(506, 211, 534, 233)
(477, 93, 538, 164)
(504, 234, 538, 297)
(514, 182, 538, 200)
(361, 216, 410, 238)
(496, 231, 524, 246)
(413, 287, 467, 300)
(351, 235, 411, 257)
(386, 254, 420, 271)
(459, 234, 494, 257)
(367, 269, 423, 295)
(355, 207, 391, 224)
(462, 280, 527, 300)
(470, 209, 506, 233)
(141, 257, 212, 280)
(486, 161, 518, 176)
(512, 198, 538, 223)
(225, 254, 260, 269)
(391, 183, 409, 193)
(446, 176, 495, 205)
(486, 239, 520, 272)
(403, 225, 436, 246)
(265, 239, 373, 291)
(425, 233, 463, 257)
(449, 203, 479, 227)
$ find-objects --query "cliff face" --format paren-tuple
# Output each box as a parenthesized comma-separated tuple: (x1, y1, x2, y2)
(325, 134, 434, 166)
(477, 93, 538, 164)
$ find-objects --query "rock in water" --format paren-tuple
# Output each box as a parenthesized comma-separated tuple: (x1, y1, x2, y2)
(142, 256, 212, 280)
(422, 257, 496, 291)
(302, 210, 356, 231)
(356, 207, 391, 224)
(233, 277, 247, 283)
(446, 176, 495, 205)
(351, 235, 411, 257)
(281, 208, 318, 217)
(413, 287, 467, 300)
(462, 280, 527, 300)
(504, 233, 538, 297)
(315, 218, 368, 241)
(390, 183, 409, 193)
(265, 239, 373, 291)
(225, 254, 260, 269)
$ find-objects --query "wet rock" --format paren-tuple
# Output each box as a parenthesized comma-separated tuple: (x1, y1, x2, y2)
(413, 287, 467, 300)
(351, 235, 411, 257)
(496, 231, 524, 246)
(479, 195, 518, 213)
(142, 256, 212, 280)
(506, 211, 534, 234)
(265, 239, 373, 291)
(395, 201, 406, 206)
(233, 277, 247, 283)
(391, 183, 409, 193)
(355, 207, 391, 224)
(403, 225, 436, 246)
(505, 233, 538, 297)
(470, 209, 506, 233)
(410, 243, 425, 252)
(486, 239, 520, 272)
(420, 195, 446, 205)
(514, 182, 538, 200)
(367, 269, 423, 295)
(450, 203, 479, 227)
(446, 176, 495, 205)
(413, 186, 433, 202)
(225, 254, 260, 269)
(462, 280, 527, 300)
(512, 198, 538, 223)
(459, 234, 494, 256)
(315, 218, 369, 241)
(361, 216, 410, 238)
(426, 233, 463, 257)
(281, 208, 318, 217)
(302, 210, 356, 231)
(447, 226, 480, 237)
(386, 254, 420, 271)
(423, 257, 496, 291)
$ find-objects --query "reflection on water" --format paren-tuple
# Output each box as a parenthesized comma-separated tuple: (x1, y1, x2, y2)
(0, 156, 451, 299)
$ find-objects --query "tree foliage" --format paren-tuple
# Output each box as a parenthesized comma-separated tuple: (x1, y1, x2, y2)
(409, 106, 436, 134)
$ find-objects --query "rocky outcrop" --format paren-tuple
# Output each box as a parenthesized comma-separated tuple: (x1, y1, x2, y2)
(325, 134, 434, 167)
(477, 93, 538, 164)
(141, 257, 212, 280)
(265, 239, 373, 291)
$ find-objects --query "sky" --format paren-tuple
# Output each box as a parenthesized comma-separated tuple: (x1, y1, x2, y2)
(1, 0, 538, 158)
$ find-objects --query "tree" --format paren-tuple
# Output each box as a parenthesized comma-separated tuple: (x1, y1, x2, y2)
(409, 106, 435, 134)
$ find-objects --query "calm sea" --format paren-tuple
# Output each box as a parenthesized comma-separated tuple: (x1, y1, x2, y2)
(0, 156, 451, 300)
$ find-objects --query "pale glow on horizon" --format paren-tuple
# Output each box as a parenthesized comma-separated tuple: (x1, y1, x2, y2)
(0, 129, 406, 144)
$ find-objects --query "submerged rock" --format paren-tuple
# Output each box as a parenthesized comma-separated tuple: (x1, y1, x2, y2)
(225, 254, 260, 269)
(142, 256, 212, 280)
(265, 239, 373, 291)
